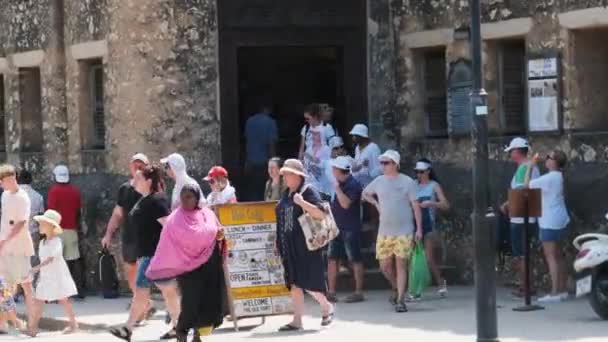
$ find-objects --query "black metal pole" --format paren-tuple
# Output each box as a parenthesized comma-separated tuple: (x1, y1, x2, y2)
(469, 0, 499, 341)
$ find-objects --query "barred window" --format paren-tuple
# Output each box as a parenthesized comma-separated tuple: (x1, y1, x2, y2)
(423, 50, 448, 136)
(498, 40, 526, 134)
(19, 67, 43, 152)
(79, 59, 105, 150)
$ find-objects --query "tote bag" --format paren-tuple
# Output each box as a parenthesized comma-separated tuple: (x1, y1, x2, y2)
(297, 185, 339, 251)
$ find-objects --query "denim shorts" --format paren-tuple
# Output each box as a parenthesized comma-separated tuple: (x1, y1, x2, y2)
(328, 231, 363, 262)
(135, 257, 174, 289)
(539, 228, 566, 242)
(510, 223, 537, 257)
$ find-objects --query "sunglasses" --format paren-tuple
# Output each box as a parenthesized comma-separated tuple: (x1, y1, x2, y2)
(380, 161, 393, 166)
(415, 170, 427, 174)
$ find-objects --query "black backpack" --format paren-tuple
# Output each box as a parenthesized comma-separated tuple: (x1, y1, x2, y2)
(98, 248, 120, 299)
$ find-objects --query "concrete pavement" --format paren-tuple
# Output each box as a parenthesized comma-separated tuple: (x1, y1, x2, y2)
(9, 287, 607, 341)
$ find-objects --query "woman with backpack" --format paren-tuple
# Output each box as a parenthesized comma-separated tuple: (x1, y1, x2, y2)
(414, 158, 450, 299)
(298, 103, 335, 160)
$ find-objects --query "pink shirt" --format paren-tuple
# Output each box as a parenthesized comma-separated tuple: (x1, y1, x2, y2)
(0, 188, 34, 257)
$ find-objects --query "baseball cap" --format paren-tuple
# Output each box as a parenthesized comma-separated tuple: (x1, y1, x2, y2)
(379, 150, 400, 165)
(331, 156, 352, 171)
(53, 165, 70, 184)
(504, 137, 530, 152)
(349, 124, 369, 138)
(328, 136, 344, 150)
(414, 161, 431, 171)
(131, 153, 150, 165)
(204, 166, 228, 181)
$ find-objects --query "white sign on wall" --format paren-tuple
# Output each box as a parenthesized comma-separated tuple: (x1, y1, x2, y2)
(528, 57, 560, 132)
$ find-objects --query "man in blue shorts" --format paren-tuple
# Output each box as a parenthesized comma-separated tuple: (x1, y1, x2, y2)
(327, 156, 365, 303)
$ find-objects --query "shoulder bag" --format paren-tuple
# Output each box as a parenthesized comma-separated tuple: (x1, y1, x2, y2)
(297, 184, 339, 251)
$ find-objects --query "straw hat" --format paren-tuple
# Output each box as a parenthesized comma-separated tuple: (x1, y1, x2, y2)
(280, 159, 307, 177)
(34, 210, 63, 236)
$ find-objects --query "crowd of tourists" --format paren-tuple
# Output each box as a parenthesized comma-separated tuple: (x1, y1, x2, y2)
(0, 102, 572, 340)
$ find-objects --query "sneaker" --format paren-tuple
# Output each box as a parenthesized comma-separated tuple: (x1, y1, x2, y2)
(538, 294, 563, 303)
(438, 280, 448, 298)
(405, 294, 421, 302)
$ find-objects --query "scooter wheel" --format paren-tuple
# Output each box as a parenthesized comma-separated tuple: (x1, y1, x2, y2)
(589, 271, 608, 320)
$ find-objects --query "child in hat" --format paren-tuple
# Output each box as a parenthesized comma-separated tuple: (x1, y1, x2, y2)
(25, 210, 78, 336)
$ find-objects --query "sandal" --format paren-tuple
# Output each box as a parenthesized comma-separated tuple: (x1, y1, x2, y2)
(326, 293, 338, 303)
(109, 326, 132, 341)
(389, 290, 398, 305)
(344, 293, 365, 303)
(160, 328, 178, 340)
(63, 325, 79, 334)
(321, 311, 335, 326)
(395, 302, 408, 313)
(278, 324, 302, 332)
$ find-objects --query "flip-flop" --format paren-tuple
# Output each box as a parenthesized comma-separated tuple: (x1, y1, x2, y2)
(278, 324, 302, 332)
(321, 311, 335, 326)
(344, 293, 365, 303)
(109, 326, 132, 342)
(160, 328, 177, 340)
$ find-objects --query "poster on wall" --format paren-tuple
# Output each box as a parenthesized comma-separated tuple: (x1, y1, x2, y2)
(216, 202, 292, 322)
(528, 57, 560, 132)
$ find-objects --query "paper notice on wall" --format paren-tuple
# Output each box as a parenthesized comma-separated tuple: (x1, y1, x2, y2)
(528, 78, 559, 132)
(217, 202, 292, 318)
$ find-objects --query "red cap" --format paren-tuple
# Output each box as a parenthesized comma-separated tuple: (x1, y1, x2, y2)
(204, 166, 228, 181)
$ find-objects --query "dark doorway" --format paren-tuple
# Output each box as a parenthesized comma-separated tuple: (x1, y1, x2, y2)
(218, 0, 367, 200)
(237, 46, 343, 159)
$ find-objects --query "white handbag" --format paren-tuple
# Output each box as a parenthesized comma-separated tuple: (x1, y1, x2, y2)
(297, 185, 339, 251)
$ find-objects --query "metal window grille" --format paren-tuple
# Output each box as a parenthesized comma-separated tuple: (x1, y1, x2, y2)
(90, 63, 105, 149)
(499, 41, 526, 134)
(424, 51, 448, 136)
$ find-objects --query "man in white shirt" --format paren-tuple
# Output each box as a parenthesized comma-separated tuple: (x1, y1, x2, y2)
(0, 164, 36, 330)
(350, 124, 381, 188)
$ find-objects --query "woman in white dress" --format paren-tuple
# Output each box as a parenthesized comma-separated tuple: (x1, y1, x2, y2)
(26, 210, 78, 336)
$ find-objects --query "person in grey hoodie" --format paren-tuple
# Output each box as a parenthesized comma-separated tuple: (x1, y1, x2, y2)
(160, 153, 207, 210)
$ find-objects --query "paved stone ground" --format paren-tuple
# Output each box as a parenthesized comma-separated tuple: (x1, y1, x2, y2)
(7, 287, 607, 341)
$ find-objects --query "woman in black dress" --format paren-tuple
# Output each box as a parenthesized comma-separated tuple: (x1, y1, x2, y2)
(275, 159, 335, 331)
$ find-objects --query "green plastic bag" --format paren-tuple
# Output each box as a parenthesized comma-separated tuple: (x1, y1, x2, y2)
(408, 243, 431, 297)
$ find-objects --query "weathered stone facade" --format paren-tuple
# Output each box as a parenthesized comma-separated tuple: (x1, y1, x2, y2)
(2, 0, 608, 292)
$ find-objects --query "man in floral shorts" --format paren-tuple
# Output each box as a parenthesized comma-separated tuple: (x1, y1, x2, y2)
(363, 150, 423, 313)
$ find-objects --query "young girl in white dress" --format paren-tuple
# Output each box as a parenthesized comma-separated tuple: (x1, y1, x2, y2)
(25, 210, 78, 336)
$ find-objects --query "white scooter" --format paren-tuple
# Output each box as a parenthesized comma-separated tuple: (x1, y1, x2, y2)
(573, 214, 608, 319)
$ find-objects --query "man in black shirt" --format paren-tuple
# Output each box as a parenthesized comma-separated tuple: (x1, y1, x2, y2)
(101, 153, 149, 298)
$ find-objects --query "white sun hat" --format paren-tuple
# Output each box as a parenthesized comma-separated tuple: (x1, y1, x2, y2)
(328, 136, 344, 150)
(414, 161, 432, 171)
(349, 124, 369, 138)
(379, 149, 400, 165)
(504, 137, 530, 152)
(331, 156, 352, 171)
(53, 165, 70, 184)
(131, 153, 150, 165)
